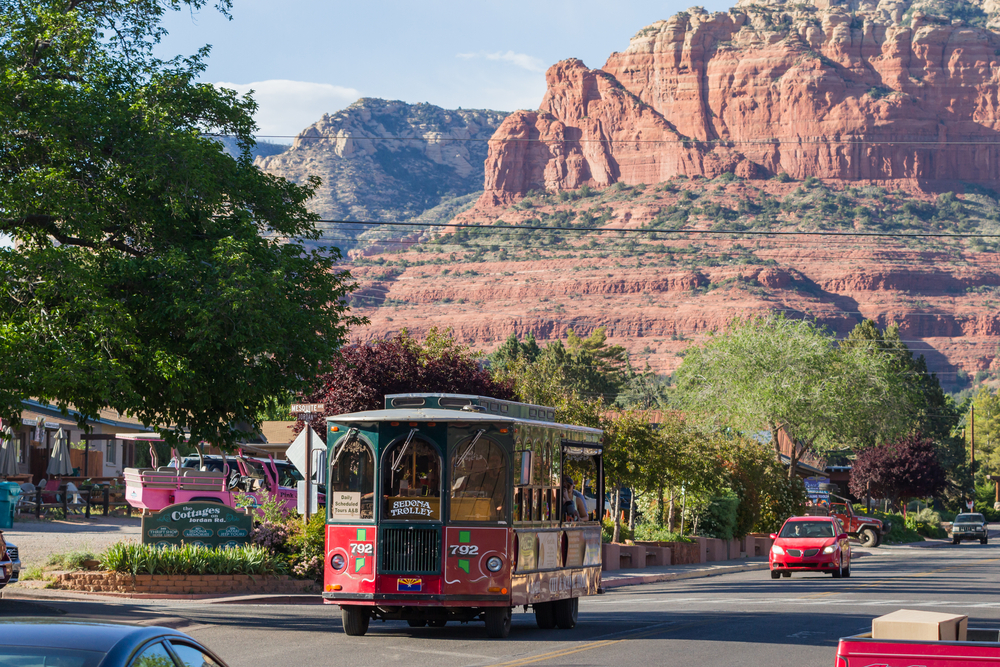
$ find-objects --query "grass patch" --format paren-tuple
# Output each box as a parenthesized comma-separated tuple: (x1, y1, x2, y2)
(46, 550, 98, 571)
(99, 542, 286, 576)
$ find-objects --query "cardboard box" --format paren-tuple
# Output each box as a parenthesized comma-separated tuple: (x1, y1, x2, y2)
(872, 609, 968, 642)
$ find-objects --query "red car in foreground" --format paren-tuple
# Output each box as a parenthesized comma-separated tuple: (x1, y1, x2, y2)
(768, 516, 851, 579)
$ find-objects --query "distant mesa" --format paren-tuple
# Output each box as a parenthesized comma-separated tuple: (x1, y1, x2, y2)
(255, 98, 509, 249)
(481, 0, 1000, 204)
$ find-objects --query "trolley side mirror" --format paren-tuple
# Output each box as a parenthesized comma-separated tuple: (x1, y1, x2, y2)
(312, 449, 326, 486)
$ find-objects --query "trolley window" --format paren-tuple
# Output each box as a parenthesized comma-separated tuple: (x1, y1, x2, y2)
(382, 437, 442, 521)
(450, 435, 508, 523)
(329, 433, 375, 520)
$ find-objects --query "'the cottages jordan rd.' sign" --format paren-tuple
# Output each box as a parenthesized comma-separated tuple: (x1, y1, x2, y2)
(141, 502, 253, 549)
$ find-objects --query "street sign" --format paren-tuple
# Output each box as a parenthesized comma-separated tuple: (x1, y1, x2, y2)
(291, 403, 324, 414)
(286, 426, 326, 521)
(967, 500, 975, 510)
(141, 502, 252, 549)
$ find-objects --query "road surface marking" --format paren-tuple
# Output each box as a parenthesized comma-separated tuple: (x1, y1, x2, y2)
(483, 620, 709, 667)
(382, 646, 494, 659)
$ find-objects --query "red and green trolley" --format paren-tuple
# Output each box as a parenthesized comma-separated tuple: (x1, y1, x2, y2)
(322, 393, 605, 638)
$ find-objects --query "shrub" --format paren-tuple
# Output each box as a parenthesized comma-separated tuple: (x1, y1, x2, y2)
(99, 542, 286, 576)
(699, 491, 739, 540)
(633, 522, 693, 543)
(601, 518, 634, 543)
(46, 550, 98, 570)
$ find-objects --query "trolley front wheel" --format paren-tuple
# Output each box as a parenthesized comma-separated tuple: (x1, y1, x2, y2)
(342, 606, 370, 636)
(485, 607, 512, 639)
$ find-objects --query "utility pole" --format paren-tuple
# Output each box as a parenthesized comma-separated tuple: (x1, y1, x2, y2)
(971, 403, 976, 506)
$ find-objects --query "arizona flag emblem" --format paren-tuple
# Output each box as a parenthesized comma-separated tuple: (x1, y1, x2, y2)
(397, 578, 422, 592)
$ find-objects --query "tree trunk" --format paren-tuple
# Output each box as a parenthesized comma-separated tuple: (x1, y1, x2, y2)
(657, 483, 664, 527)
(612, 488, 622, 543)
(668, 489, 676, 532)
(628, 491, 636, 532)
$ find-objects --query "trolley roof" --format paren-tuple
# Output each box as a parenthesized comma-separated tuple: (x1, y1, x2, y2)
(326, 408, 602, 439)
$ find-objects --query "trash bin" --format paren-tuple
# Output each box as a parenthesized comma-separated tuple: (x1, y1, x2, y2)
(0, 482, 20, 529)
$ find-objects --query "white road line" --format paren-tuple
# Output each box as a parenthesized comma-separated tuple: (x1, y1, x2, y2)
(380, 646, 495, 659)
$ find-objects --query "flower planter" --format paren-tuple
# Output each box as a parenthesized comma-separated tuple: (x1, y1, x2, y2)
(51, 571, 319, 596)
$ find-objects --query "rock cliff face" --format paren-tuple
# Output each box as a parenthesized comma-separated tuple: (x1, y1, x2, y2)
(482, 0, 1000, 203)
(256, 99, 507, 231)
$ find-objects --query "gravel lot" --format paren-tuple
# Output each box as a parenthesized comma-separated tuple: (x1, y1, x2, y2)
(2, 516, 142, 568)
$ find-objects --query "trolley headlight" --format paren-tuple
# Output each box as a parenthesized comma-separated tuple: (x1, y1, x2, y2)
(771, 544, 784, 555)
(486, 556, 503, 572)
(330, 553, 346, 572)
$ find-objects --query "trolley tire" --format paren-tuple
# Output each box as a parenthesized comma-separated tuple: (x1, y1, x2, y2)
(342, 606, 370, 636)
(534, 602, 556, 629)
(428, 620, 447, 628)
(407, 619, 427, 627)
(859, 528, 878, 548)
(485, 607, 512, 639)
(770, 570, 780, 579)
(553, 597, 578, 630)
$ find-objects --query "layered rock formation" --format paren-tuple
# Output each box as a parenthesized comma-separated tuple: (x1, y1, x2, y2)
(256, 99, 507, 231)
(482, 0, 1000, 204)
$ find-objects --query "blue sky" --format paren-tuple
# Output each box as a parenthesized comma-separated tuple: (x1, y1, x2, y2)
(160, 0, 730, 141)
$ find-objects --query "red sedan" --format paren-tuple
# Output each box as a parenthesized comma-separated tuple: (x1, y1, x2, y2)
(768, 516, 852, 579)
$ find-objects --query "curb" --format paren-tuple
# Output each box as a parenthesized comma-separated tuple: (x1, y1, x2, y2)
(1, 586, 323, 605)
(600, 561, 770, 589)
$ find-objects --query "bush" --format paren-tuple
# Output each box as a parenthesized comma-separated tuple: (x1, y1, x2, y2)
(858, 509, 924, 544)
(699, 492, 739, 540)
(46, 550, 98, 570)
(601, 518, 634, 544)
(633, 522, 693, 543)
(99, 542, 286, 576)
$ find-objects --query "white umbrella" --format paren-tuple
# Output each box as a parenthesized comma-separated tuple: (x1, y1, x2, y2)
(0, 426, 18, 477)
(46, 427, 74, 476)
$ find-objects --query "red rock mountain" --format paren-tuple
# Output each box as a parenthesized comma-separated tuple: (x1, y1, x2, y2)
(482, 4, 1000, 204)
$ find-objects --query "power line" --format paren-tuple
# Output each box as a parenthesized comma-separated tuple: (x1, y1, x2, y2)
(310, 218, 1000, 239)
(212, 132, 1000, 148)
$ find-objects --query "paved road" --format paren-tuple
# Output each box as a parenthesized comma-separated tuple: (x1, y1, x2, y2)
(3, 542, 999, 666)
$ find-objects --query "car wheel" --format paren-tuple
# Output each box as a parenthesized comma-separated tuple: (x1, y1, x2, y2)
(771, 570, 780, 579)
(342, 606, 370, 636)
(553, 597, 578, 629)
(981, 538, 988, 545)
(534, 601, 556, 629)
(485, 607, 512, 639)
(843, 560, 851, 578)
(832, 557, 843, 578)
(407, 619, 427, 627)
(859, 528, 878, 548)
(953, 538, 960, 545)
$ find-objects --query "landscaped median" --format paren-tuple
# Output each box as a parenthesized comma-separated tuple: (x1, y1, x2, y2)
(42, 541, 320, 598)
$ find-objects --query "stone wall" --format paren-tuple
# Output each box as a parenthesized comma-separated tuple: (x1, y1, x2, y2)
(52, 571, 319, 596)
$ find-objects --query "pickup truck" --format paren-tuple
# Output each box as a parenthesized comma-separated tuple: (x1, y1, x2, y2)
(807, 496, 889, 547)
(836, 628, 1000, 666)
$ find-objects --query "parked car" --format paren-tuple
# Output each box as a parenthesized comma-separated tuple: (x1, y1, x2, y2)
(0, 618, 230, 667)
(829, 498, 889, 547)
(5, 537, 19, 586)
(769, 515, 852, 579)
(0, 531, 12, 590)
(950, 512, 989, 545)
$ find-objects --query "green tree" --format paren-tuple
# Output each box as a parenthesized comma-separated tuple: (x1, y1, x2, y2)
(673, 315, 910, 478)
(0, 0, 361, 446)
(968, 387, 1000, 480)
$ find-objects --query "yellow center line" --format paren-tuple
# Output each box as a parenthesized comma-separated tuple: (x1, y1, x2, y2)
(483, 620, 712, 667)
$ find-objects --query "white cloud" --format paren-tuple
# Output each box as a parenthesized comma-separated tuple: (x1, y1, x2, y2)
(456, 51, 546, 73)
(214, 80, 360, 140)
